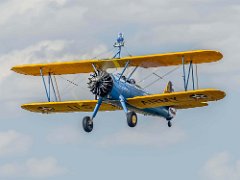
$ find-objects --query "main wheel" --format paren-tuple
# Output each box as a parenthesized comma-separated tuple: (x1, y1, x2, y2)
(167, 121, 172, 128)
(127, 111, 137, 127)
(82, 116, 93, 132)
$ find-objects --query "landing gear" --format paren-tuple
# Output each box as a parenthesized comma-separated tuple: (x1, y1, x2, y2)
(82, 116, 93, 133)
(82, 97, 102, 133)
(119, 95, 138, 128)
(127, 111, 137, 127)
(167, 120, 172, 128)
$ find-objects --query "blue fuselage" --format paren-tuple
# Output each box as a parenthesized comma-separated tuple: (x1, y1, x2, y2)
(107, 74, 172, 120)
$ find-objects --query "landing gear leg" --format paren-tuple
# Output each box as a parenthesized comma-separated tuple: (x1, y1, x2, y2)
(119, 95, 138, 128)
(82, 97, 103, 133)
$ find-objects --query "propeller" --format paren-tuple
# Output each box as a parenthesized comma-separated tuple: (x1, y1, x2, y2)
(87, 70, 113, 99)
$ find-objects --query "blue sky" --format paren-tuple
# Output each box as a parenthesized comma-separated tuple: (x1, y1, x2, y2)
(0, 0, 239, 179)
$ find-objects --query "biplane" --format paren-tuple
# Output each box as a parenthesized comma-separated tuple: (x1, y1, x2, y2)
(11, 34, 225, 132)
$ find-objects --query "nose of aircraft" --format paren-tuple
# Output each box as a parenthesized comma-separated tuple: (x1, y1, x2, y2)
(88, 70, 113, 98)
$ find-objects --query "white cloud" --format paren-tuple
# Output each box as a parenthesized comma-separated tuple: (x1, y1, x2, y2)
(47, 125, 82, 144)
(0, 40, 108, 103)
(0, 157, 67, 178)
(0, 0, 238, 179)
(0, 40, 70, 81)
(0, 0, 69, 25)
(202, 152, 240, 180)
(0, 39, 108, 81)
(0, 38, 109, 118)
(98, 120, 186, 147)
(46, 121, 186, 148)
(0, 0, 237, 92)
(0, 130, 32, 157)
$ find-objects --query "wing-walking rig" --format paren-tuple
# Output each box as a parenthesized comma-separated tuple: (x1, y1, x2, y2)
(11, 33, 225, 132)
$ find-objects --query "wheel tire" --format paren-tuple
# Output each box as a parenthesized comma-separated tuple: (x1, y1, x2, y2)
(168, 121, 172, 128)
(127, 111, 137, 127)
(82, 116, 93, 132)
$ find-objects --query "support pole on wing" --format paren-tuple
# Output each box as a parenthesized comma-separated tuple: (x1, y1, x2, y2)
(40, 68, 50, 102)
(118, 61, 130, 81)
(48, 73, 51, 101)
(185, 61, 193, 90)
(191, 62, 195, 90)
(127, 66, 138, 81)
(182, 59, 196, 91)
(53, 75, 61, 102)
(49, 73, 58, 102)
(182, 56, 187, 91)
(113, 46, 122, 59)
(195, 64, 199, 89)
(40, 69, 59, 102)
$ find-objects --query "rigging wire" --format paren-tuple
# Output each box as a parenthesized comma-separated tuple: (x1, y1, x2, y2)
(121, 47, 134, 77)
(59, 46, 117, 94)
(124, 46, 133, 57)
(92, 47, 115, 59)
(58, 75, 80, 95)
(59, 76, 79, 87)
(143, 66, 180, 89)
(137, 68, 160, 84)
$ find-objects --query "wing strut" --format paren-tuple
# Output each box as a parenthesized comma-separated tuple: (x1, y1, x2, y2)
(118, 60, 130, 81)
(53, 75, 61, 101)
(40, 68, 50, 102)
(182, 56, 187, 91)
(49, 73, 58, 102)
(127, 66, 138, 80)
(195, 64, 199, 89)
(182, 56, 198, 91)
(40, 68, 59, 102)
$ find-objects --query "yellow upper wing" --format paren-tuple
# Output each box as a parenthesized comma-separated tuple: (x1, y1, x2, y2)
(22, 100, 121, 113)
(127, 89, 225, 109)
(11, 50, 222, 76)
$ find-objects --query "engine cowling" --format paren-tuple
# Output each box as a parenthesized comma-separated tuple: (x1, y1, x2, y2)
(87, 70, 113, 98)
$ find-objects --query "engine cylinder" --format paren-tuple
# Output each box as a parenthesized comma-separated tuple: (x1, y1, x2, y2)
(88, 71, 113, 97)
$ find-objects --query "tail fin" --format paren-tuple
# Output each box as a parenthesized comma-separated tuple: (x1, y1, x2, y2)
(163, 81, 174, 93)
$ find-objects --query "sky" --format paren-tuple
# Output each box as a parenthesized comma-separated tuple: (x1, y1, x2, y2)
(0, 0, 239, 179)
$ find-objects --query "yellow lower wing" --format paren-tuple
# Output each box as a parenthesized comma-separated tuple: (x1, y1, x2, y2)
(127, 89, 225, 109)
(22, 100, 121, 113)
(21, 89, 225, 113)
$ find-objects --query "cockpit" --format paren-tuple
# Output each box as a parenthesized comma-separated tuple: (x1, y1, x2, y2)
(120, 75, 136, 84)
